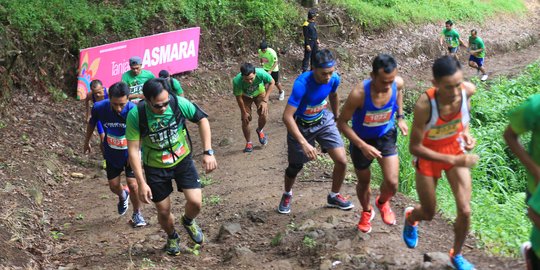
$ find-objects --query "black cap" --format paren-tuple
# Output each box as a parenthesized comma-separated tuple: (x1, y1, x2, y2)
(158, 70, 170, 78)
(259, 41, 268, 50)
(308, 9, 318, 19)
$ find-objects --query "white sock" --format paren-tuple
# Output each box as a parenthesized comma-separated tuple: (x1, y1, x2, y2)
(284, 191, 292, 196)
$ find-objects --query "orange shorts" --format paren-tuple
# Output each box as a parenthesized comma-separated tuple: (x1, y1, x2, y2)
(414, 141, 464, 179)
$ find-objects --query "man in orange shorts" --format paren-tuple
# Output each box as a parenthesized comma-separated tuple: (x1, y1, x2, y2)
(402, 56, 479, 270)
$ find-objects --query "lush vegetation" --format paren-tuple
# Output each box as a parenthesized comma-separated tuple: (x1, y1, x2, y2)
(388, 63, 540, 257)
(0, 0, 301, 49)
(328, 0, 526, 30)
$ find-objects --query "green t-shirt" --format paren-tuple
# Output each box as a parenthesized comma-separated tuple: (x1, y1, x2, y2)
(232, 68, 273, 97)
(121, 70, 155, 102)
(469, 36, 485, 58)
(171, 78, 184, 95)
(528, 184, 540, 257)
(508, 94, 540, 194)
(442, 28, 460, 48)
(258, 48, 279, 72)
(126, 96, 198, 168)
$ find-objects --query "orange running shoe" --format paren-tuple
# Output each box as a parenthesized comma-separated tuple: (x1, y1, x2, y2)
(357, 207, 375, 233)
(376, 195, 396, 225)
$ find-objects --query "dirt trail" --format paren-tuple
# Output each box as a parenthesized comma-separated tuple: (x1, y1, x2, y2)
(1, 3, 540, 270)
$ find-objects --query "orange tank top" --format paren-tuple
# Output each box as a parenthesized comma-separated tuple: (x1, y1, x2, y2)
(422, 87, 470, 147)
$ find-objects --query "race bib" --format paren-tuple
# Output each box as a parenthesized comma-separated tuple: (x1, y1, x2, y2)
(304, 101, 327, 116)
(363, 108, 392, 127)
(427, 119, 460, 140)
(106, 134, 127, 150)
(161, 143, 186, 165)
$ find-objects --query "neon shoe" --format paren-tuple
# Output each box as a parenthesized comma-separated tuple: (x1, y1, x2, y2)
(117, 187, 129, 216)
(402, 207, 418, 248)
(375, 196, 396, 225)
(182, 216, 205, 244)
(256, 128, 268, 145)
(164, 237, 181, 256)
(449, 249, 476, 270)
(131, 211, 147, 227)
(357, 207, 375, 233)
(243, 142, 253, 153)
(278, 91, 285, 101)
(277, 193, 292, 214)
(327, 194, 354, 210)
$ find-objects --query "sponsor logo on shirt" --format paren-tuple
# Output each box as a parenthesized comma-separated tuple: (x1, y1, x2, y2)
(304, 100, 327, 116)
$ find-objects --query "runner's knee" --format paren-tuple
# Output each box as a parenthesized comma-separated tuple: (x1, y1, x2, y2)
(285, 163, 304, 178)
(420, 207, 436, 221)
(127, 181, 138, 192)
(457, 206, 471, 218)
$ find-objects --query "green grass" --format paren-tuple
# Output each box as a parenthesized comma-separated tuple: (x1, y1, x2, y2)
(395, 63, 540, 257)
(328, 0, 526, 30)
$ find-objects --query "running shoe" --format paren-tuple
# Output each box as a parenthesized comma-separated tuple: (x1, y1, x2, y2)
(243, 142, 253, 153)
(327, 194, 354, 210)
(117, 187, 129, 216)
(278, 90, 285, 101)
(131, 211, 147, 227)
(182, 216, 205, 244)
(357, 207, 375, 233)
(521, 241, 534, 270)
(277, 193, 292, 214)
(375, 196, 396, 225)
(449, 249, 476, 270)
(164, 237, 181, 256)
(256, 128, 268, 145)
(402, 207, 418, 248)
(481, 74, 488, 81)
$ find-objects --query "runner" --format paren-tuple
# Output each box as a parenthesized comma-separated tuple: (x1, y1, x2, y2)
(232, 63, 275, 152)
(121, 56, 155, 103)
(159, 70, 184, 97)
(277, 49, 354, 214)
(258, 41, 285, 101)
(84, 79, 108, 168)
(336, 54, 408, 233)
(439, 20, 467, 60)
(503, 94, 540, 270)
(126, 78, 217, 256)
(83, 81, 146, 227)
(302, 9, 319, 73)
(467, 29, 488, 81)
(402, 56, 479, 270)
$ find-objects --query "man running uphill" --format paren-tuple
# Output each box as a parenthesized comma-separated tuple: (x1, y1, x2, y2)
(83, 82, 146, 227)
(403, 56, 479, 270)
(126, 79, 217, 256)
(337, 54, 408, 233)
(278, 49, 353, 214)
(232, 63, 275, 152)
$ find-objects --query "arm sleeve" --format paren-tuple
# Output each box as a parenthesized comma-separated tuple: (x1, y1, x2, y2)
(125, 107, 140, 141)
(303, 24, 308, 45)
(331, 74, 341, 93)
(288, 79, 306, 108)
(508, 100, 532, 135)
(232, 78, 243, 96)
(262, 71, 273, 84)
(177, 97, 208, 123)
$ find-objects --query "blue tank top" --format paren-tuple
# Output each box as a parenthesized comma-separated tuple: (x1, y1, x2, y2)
(352, 79, 398, 139)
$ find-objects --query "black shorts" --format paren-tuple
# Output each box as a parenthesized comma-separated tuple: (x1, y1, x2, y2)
(350, 128, 398, 170)
(143, 155, 200, 203)
(106, 161, 135, 180)
(270, 71, 279, 83)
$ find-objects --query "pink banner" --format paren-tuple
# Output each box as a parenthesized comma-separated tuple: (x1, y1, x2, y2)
(77, 27, 200, 100)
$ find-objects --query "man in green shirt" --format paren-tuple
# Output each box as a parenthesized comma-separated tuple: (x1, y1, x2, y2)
(159, 70, 184, 97)
(126, 78, 217, 256)
(121, 56, 155, 103)
(504, 94, 540, 269)
(258, 41, 284, 101)
(467, 30, 488, 81)
(232, 63, 275, 152)
(439, 20, 467, 60)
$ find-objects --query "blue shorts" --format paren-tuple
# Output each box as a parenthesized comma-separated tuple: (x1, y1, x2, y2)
(469, 55, 484, 67)
(96, 121, 104, 135)
(287, 110, 344, 164)
(448, 47, 459, 54)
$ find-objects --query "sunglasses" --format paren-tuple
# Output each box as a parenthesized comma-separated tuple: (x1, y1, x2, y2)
(151, 101, 169, 109)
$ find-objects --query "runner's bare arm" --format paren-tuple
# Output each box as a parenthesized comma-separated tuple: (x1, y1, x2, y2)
(197, 118, 217, 173)
(283, 104, 317, 160)
(83, 121, 95, 153)
(263, 79, 276, 102)
(127, 139, 152, 203)
(459, 38, 468, 48)
(329, 92, 339, 119)
(395, 76, 408, 136)
(85, 97, 91, 123)
(504, 126, 540, 183)
(460, 81, 477, 150)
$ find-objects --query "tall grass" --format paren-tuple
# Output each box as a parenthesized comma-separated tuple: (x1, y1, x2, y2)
(395, 63, 540, 257)
(328, 0, 526, 30)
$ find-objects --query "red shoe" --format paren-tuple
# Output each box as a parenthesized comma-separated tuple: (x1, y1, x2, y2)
(357, 207, 375, 233)
(243, 142, 253, 153)
(376, 196, 396, 225)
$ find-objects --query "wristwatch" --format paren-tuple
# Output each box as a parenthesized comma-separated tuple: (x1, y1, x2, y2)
(203, 149, 215, 156)
(396, 114, 405, 119)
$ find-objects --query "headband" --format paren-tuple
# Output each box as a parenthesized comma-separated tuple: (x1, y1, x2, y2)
(314, 60, 336, 69)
